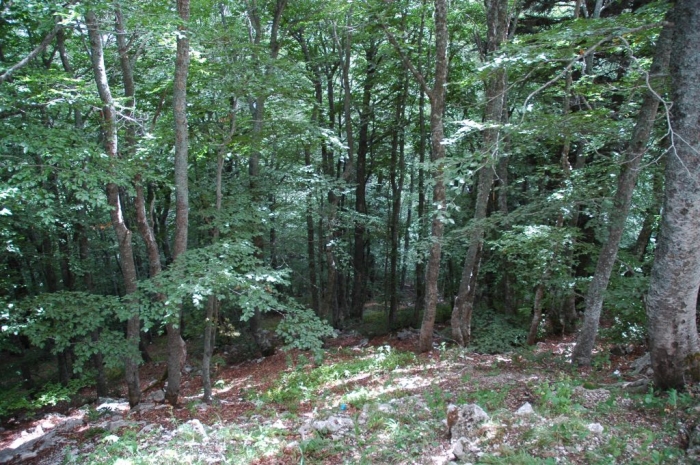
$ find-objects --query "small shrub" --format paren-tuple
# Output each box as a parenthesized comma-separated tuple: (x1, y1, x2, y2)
(470, 309, 527, 354)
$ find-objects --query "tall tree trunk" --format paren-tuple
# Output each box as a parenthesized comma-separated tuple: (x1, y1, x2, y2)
(646, 0, 700, 390)
(571, 17, 673, 365)
(166, 0, 191, 406)
(86, 10, 141, 407)
(389, 78, 408, 327)
(245, 0, 286, 348)
(351, 42, 377, 321)
(116, 5, 156, 366)
(295, 30, 325, 316)
(412, 2, 428, 327)
(418, 0, 449, 352)
(202, 103, 234, 402)
(451, 0, 509, 347)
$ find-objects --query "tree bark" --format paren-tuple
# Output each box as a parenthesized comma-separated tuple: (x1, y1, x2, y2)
(85, 10, 141, 407)
(418, 0, 449, 352)
(166, 0, 191, 406)
(451, 0, 509, 347)
(571, 17, 673, 365)
(646, 0, 700, 390)
(351, 42, 377, 321)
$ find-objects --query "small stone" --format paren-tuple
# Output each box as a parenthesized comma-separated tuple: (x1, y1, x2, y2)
(139, 423, 161, 435)
(451, 438, 466, 460)
(19, 452, 38, 461)
(587, 423, 604, 434)
(107, 420, 130, 431)
(285, 441, 299, 451)
(515, 402, 534, 416)
(150, 390, 165, 403)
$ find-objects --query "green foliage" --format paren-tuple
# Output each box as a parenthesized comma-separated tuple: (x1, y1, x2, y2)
(600, 268, 649, 344)
(275, 301, 335, 354)
(5, 292, 135, 372)
(0, 377, 91, 418)
(470, 309, 528, 354)
(534, 378, 577, 415)
(138, 240, 333, 354)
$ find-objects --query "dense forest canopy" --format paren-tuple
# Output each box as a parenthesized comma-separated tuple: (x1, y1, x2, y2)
(0, 0, 698, 410)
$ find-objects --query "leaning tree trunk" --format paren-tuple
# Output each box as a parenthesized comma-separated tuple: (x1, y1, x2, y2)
(86, 10, 141, 408)
(166, 0, 191, 406)
(646, 0, 700, 390)
(451, 0, 509, 347)
(571, 17, 673, 366)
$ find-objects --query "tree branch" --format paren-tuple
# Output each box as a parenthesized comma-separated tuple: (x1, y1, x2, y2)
(0, 0, 80, 85)
(520, 21, 668, 121)
(380, 23, 433, 100)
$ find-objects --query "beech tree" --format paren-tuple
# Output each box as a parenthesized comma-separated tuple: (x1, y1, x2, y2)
(645, 0, 700, 390)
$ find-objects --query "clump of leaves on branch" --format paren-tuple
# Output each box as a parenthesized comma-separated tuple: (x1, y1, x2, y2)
(137, 240, 333, 354)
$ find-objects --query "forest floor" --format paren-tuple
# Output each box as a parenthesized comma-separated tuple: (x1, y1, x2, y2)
(1, 326, 699, 464)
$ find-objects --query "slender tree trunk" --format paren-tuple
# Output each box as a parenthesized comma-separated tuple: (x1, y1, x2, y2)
(571, 17, 673, 365)
(389, 78, 408, 327)
(415, 85, 427, 327)
(116, 5, 157, 366)
(351, 42, 377, 321)
(86, 10, 140, 407)
(632, 161, 664, 262)
(451, 0, 509, 347)
(646, 0, 700, 390)
(166, 0, 191, 406)
(202, 99, 235, 403)
(418, 0, 449, 352)
(296, 32, 323, 316)
(412, 3, 428, 327)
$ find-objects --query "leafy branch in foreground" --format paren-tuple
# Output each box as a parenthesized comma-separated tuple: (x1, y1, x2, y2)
(138, 240, 333, 353)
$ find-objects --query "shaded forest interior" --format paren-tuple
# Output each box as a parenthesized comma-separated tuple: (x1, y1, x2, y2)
(1, 0, 699, 419)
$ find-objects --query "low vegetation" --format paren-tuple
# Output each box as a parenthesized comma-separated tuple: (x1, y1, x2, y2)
(1, 309, 697, 464)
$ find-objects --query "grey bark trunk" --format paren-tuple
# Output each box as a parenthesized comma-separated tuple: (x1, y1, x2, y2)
(571, 17, 673, 366)
(418, 0, 449, 352)
(166, 0, 191, 406)
(86, 10, 141, 407)
(451, 0, 509, 347)
(646, 0, 700, 390)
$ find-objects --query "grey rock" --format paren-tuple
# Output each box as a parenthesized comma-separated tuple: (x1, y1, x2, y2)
(107, 420, 130, 431)
(447, 404, 489, 442)
(451, 437, 466, 460)
(135, 402, 156, 413)
(178, 419, 208, 441)
(587, 423, 604, 434)
(149, 389, 165, 403)
(630, 353, 651, 375)
(19, 452, 38, 461)
(515, 402, 535, 416)
(299, 415, 354, 438)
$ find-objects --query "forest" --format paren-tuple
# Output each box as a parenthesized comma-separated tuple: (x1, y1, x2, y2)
(1, 0, 700, 463)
